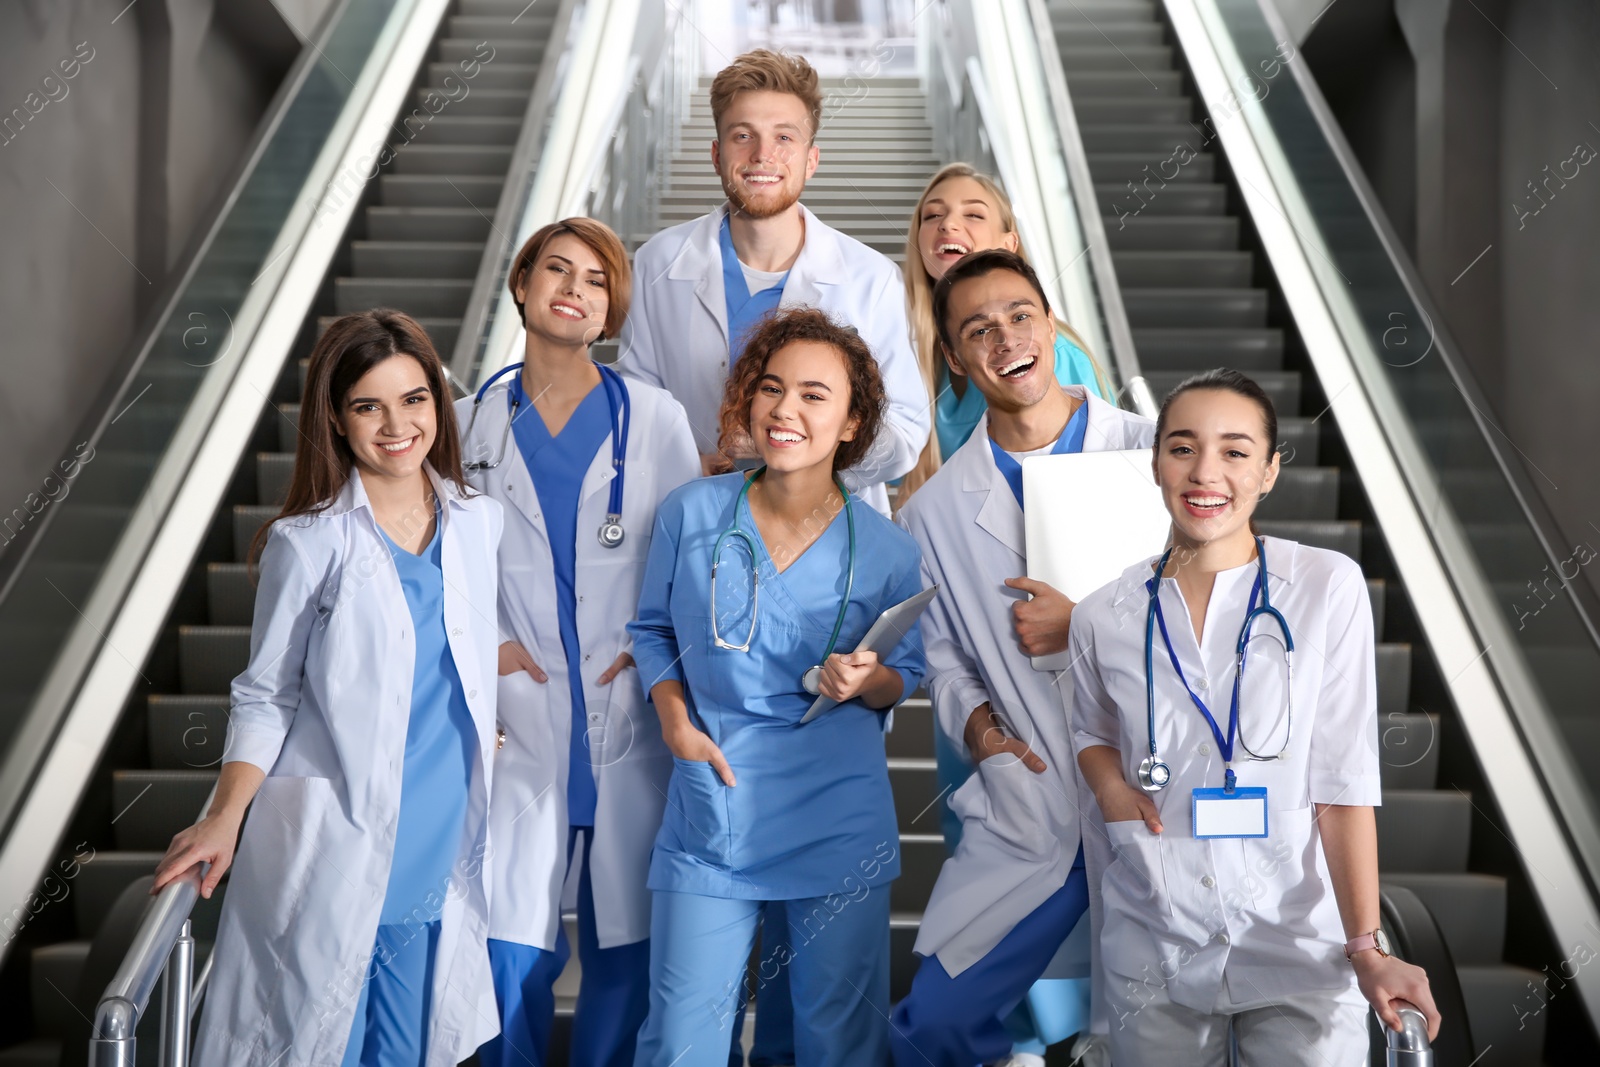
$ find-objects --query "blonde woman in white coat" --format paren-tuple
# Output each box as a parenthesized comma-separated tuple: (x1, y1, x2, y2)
(458, 218, 699, 1067)
(1070, 369, 1440, 1064)
(154, 309, 503, 1067)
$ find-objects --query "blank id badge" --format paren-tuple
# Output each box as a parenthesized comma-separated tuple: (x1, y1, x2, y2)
(1192, 787, 1269, 838)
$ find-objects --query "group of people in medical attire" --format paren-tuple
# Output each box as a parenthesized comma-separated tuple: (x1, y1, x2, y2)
(150, 47, 1440, 1067)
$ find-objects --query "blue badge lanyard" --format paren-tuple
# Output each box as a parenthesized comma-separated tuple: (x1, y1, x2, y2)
(502, 362, 633, 548)
(987, 401, 1090, 508)
(720, 213, 789, 363)
(1152, 563, 1260, 796)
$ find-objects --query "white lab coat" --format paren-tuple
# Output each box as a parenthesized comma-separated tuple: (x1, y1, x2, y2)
(1068, 537, 1379, 1020)
(196, 466, 502, 1067)
(618, 201, 929, 514)
(456, 375, 700, 950)
(894, 390, 1153, 978)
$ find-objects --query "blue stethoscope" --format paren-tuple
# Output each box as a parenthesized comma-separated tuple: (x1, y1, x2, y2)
(1138, 536, 1295, 793)
(464, 361, 632, 549)
(711, 466, 856, 696)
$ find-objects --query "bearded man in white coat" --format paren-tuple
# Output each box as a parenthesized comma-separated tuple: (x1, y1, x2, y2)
(617, 48, 928, 517)
(891, 251, 1154, 1066)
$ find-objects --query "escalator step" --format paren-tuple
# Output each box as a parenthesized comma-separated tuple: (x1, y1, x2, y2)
(1278, 417, 1321, 465)
(1253, 467, 1337, 521)
(888, 758, 944, 836)
(1114, 250, 1251, 288)
(426, 62, 538, 92)
(1254, 519, 1361, 559)
(885, 697, 933, 759)
(335, 277, 473, 318)
(397, 113, 521, 145)
(388, 144, 514, 176)
(29, 941, 89, 1040)
(1097, 181, 1228, 217)
(1382, 872, 1506, 965)
(1107, 216, 1239, 251)
(1131, 326, 1284, 370)
(1457, 964, 1550, 1063)
(350, 239, 486, 277)
(1143, 369, 1300, 412)
(366, 206, 494, 242)
(1375, 712, 1438, 790)
(1088, 151, 1216, 185)
(1377, 644, 1410, 718)
(1121, 287, 1267, 328)
(111, 770, 216, 851)
(148, 694, 230, 771)
(891, 834, 945, 915)
(1376, 790, 1470, 873)
(178, 626, 250, 695)
(378, 174, 502, 208)
(412, 86, 530, 117)
(438, 38, 542, 66)
(1075, 97, 1188, 124)
(206, 563, 255, 626)
(234, 506, 276, 559)
(258, 452, 293, 507)
(1058, 46, 1174, 73)
(1055, 22, 1165, 47)
(313, 317, 462, 359)
(71, 850, 163, 938)
(1066, 71, 1186, 97)
(0, 1039, 60, 1065)
(1368, 579, 1387, 642)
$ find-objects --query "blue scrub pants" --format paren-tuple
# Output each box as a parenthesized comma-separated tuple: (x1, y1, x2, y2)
(340, 921, 441, 1067)
(889, 861, 1089, 1067)
(633, 888, 891, 1067)
(481, 827, 652, 1067)
(727, 902, 795, 1066)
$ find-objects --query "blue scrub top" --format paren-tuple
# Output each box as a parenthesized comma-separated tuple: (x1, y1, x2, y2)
(720, 213, 789, 364)
(935, 334, 1105, 461)
(378, 514, 477, 924)
(628, 474, 927, 900)
(508, 373, 613, 827)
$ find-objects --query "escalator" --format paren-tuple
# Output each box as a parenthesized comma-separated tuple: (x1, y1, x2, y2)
(0, 0, 570, 1060)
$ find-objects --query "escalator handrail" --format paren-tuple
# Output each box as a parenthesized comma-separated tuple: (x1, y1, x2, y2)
(1021, 0, 1155, 417)
(447, 0, 584, 388)
(0, 0, 455, 969)
(1161, 0, 1600, 1030)
(1379, 883, 1470, 1064)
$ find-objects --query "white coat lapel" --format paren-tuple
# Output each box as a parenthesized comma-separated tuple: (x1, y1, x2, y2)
(669, 205, 730, 348)
(780, 204, 845, 309)
(484, 396, 548, 543)
(959, 416, 1026, 559)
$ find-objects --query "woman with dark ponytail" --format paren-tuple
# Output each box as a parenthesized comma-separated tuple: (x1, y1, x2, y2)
(155, 309, 504, 1067)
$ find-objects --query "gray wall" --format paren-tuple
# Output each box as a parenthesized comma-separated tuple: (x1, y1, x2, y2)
(0, 0, 323, 554)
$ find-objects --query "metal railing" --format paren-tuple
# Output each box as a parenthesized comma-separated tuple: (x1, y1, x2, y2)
(922, 0, 1154, 416)
(1164, 0, 1600, 1030)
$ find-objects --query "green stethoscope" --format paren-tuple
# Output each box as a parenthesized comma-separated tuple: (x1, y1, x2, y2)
(710, 466, 857, 696)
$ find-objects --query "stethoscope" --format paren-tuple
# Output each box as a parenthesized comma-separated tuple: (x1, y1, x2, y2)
(1138, 536, 1295, 793)
(463, 362, 632, 549)
(710, 466, 856, 696)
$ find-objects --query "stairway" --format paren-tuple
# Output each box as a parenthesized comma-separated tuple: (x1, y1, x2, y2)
(1047, 0, 1547, 1062)
(0, 3, 556, 1062)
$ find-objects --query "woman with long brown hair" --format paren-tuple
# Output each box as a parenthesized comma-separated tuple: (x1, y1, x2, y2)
(153, 309, 504, 1067)
(900, 163, 1114, 503)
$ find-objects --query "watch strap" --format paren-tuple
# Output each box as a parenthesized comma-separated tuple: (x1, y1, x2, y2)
(1344, 929, 1386, 960)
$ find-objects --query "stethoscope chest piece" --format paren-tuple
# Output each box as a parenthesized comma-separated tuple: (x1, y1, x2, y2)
(597, 516, 625, 549)
(801, 664, 824, 696)
(1138, 756, 1171, 792)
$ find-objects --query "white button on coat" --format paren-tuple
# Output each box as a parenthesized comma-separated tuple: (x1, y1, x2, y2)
(198, 464, 504, 1067)
(618, 201, 930, 515)
(457, 377, 699, 951)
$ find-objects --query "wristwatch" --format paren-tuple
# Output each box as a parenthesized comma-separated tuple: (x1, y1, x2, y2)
(1344, 928, 1392, 961)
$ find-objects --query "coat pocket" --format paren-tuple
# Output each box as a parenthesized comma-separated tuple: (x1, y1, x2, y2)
(228, 776, 337, 939)
(668, 757, 732, 866)
(1103, 819, 1171, 917)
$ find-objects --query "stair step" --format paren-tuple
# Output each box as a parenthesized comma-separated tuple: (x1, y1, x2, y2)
(1107, 215, 1239, 251)
(426, 62, 537, 91)
(888, 758, 945, 835)
(389, 144, 513, 176)
(29, 941, 90, 1040)
(891, 834, 945, 914)
(412, 87, 529, 117)
(334, 277, 473, 318)
(1099, 181, 1228, 217)
(1089, 151, 1216, 185)
(179, 625, 250, 695)
(1375, 712, 1439, 790)
(378, 174, 502, 208)
(365, 206, 494, 242)
(394, 113, 521, 145)
(350, 240, 485, 278)
(1375, 790, 1470, 873)
(1382, 872, 1505, 964)
(72, 850, 163, 938)
(1131, 327, 1283, 371)
(886, 699, 933, 759)
(1253, 467, 1337, 521)
(1115, 250, 1252, 288)
(1457, 963, 1550, 1064)
(111, 769, 216, 851)
(148, 694, 230, 770)
(1122, 287, 1266, 328)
